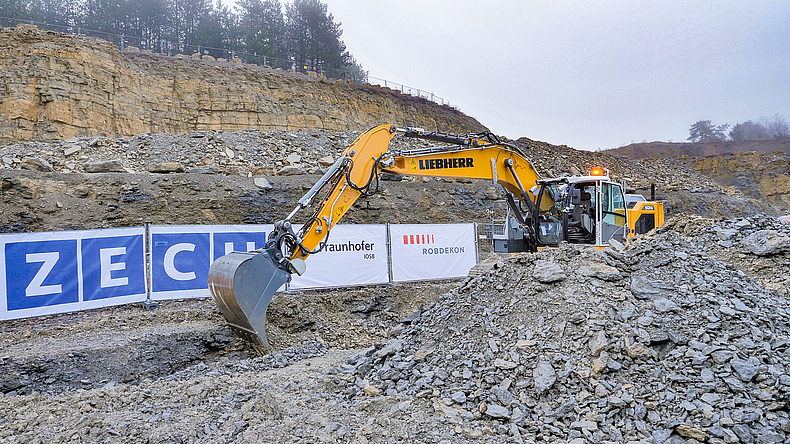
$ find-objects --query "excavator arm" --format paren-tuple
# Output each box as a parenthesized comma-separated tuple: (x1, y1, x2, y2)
(208, 124, 546, 350)
(283, 124, 544, 262)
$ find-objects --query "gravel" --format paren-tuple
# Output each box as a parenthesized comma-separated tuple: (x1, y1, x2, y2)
(339, 213, 790, 443)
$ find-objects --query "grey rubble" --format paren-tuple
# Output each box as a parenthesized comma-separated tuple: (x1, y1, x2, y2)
(0, 129, 365, 176)
(342, 216, 790, 443)
(0, 128, 725, 195)
(655, 214, 790, 300)
(1, 215, 789, 443)
(695, 214, 790, 299)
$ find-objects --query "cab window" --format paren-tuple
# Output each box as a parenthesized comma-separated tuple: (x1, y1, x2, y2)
(602, 183, 626, 226)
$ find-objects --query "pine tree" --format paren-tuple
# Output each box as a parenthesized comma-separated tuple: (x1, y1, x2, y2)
(28, 0, 79, 29)
(169, 0, 213, 51)
(0, 0, 31, 25)
(1, 0, 364, 80)
(688, 121, 729, 142)
(192, 1, 239, 58)
(79, 0, 125, 35)
(237, 0, 287, 65)
(285, 0, 349, 75)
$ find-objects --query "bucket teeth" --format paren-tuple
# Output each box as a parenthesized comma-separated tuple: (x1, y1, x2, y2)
(208, 251, 289, 352)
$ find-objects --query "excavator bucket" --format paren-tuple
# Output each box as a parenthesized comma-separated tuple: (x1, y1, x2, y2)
(208, 250, 289, 351)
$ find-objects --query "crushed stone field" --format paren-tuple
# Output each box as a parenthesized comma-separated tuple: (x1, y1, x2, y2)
(2, 214, 790, 444)
(0, 281, 456, 444)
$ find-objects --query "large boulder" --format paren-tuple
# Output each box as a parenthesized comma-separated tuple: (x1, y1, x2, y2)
(85, 160, 125, 173)
(741, 230, 790, 255)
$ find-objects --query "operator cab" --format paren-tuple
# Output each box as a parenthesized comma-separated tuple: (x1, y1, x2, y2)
(534, 175, 628, 247)
(533, 175, 628, 248)
(493, 174, 629, 252)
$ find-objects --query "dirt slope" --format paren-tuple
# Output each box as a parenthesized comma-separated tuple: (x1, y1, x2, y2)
(605, 139, 790, 159)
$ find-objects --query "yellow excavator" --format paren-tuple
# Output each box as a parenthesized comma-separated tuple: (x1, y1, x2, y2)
(208, 124, 664, 350)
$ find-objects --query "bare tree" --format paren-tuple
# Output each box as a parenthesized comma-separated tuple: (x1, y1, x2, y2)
(759, 114, 790, 139)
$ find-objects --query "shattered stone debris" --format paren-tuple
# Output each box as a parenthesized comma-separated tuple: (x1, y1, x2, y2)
(339, 215, 790, 442)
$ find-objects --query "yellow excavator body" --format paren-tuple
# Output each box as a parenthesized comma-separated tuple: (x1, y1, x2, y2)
(208, 125, 665, 350)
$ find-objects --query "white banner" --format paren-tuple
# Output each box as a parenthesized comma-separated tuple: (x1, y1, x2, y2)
(389, 223, 477, 282)
(1, 227, 147, 321)
(289, 224, 389, 289)
(149, 225, 272, 300)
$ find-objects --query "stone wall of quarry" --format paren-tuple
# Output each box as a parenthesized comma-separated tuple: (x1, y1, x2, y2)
(691, 151, 790, 211)
(0, 25, 485, 142)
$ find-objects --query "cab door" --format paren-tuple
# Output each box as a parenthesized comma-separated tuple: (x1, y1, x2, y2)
(599, 182, 627, 245)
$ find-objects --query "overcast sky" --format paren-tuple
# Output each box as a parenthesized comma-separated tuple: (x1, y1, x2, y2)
(242, 1, 790, 151)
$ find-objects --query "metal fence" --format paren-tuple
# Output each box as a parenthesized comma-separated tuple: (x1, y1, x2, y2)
(0, 15, 455, 109)
(367, 76, 452, 108)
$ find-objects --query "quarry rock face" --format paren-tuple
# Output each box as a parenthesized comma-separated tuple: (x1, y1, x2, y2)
(0, 26, 484, 142)
(692, 151, 790, 212)
(5, 24, 790, 444)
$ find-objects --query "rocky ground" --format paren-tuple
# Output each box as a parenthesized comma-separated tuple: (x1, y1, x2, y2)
(2, 214, 790, 443)
(344, 215, 790, 443)
(2, 128, 790, 443)
(665, 215, 790, 299)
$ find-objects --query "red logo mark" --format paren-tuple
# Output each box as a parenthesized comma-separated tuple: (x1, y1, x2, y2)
(403, 234, 435, 245)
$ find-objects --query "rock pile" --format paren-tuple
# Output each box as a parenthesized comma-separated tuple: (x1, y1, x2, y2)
(1, 128, 729, 195)
(667, 214, 790, 299)
(340, 218, 790, 443)
(0, 129, 361, 177)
